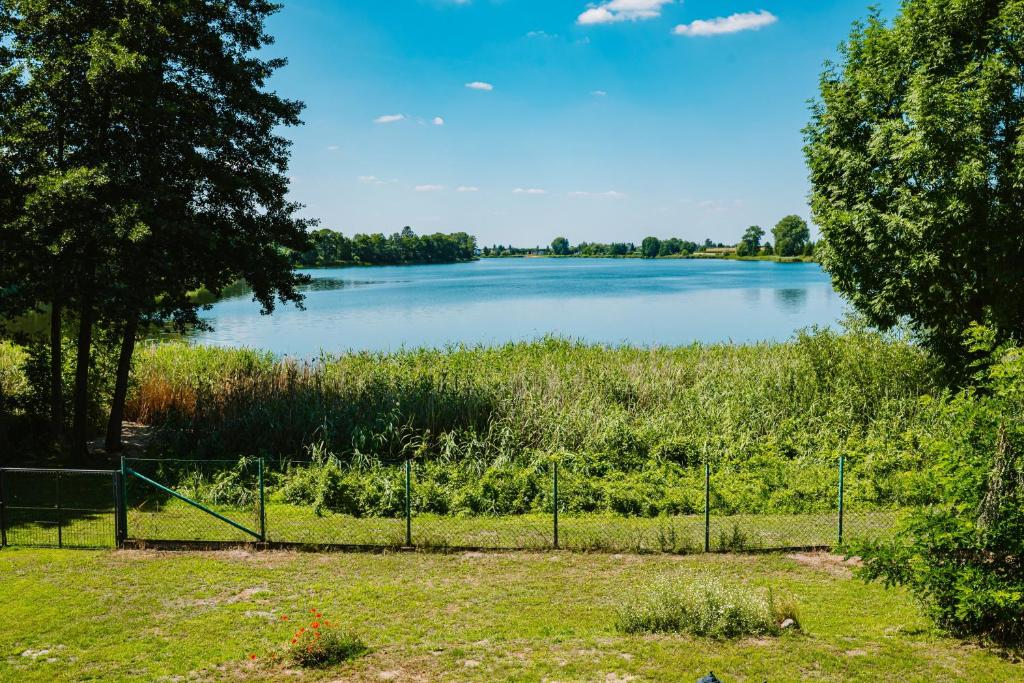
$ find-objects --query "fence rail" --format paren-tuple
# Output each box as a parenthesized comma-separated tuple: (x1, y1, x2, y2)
(0, 455, 904, 553)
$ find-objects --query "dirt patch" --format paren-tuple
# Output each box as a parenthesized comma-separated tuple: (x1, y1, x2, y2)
(785, 551, 861, 578)
(182, 585, 269, 608)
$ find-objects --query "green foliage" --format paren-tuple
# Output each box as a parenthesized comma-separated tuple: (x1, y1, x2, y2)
(640, 236, 661, 259)
(615, 574, 799, 638)
(0, 341, 28, 403)
(282, 612, 367, 668)
(856, 326, 1024, 643)
(805, 1, 1024, 372)
(737, 225, 765, 257)
(772, 215, 809, 257)
(81, 326, 939, 516)
(550, 236, 570, 256)
(293, 227, 476, 267)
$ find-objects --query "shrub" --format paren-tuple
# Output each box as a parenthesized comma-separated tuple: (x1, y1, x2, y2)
(282, 610, 367, 668)
(855, 326, 1024, 644)
(615, 574, 799, 638)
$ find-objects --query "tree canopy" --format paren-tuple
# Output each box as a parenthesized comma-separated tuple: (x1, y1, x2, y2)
(550, 236, 570, 256)
(772, 216, 809, 257)
(640, 236, 661, 259)
(293, 228, 476, 267)
(805, 1, 1024, 371)
(0, 0, 312, 455)
(737, 225, 765, 257)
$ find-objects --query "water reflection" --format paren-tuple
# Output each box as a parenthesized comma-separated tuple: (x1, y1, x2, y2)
(774, 288, 808, 314)
(298, 278, 383, 293)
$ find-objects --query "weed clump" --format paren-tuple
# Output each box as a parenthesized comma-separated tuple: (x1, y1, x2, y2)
(615, 574, 799, 638)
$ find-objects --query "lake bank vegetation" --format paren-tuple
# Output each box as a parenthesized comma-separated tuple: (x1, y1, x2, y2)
(0, 325, 938, 518)
(487, 214, 817, 262)
(289, 226, 477, 268)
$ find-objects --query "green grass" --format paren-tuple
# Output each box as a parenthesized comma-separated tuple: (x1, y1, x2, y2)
(4, 496, 902, 552)
(0, 547, 1019, 681)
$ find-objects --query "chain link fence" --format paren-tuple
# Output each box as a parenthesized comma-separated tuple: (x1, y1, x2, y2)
(0, 468, 121, 548)
(1, 456, 911, 553)
(122, 458, 264, 543)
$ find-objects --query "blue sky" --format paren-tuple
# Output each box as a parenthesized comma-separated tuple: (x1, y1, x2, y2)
(268, 0, 898, 247)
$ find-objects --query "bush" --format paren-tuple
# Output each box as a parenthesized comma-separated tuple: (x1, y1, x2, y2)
(615, 574, 799, 638)
(856, 326, 1024, 644)
(279, 610, 367, 668)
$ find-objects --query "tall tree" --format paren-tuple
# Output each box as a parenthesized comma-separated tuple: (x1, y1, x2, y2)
(640, 236, 661, 259)
(98, 0, 314, 451)
(737, 225, 765, 256)
(805, 1, 1024, 372)
(2, 0, 313, 457)
(550, 236, 570, 255)
(772, 215, 809, 257)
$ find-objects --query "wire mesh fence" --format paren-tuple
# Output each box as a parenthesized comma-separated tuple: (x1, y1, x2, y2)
(0, 468, 120, 548)
(1, 455, 913, 554)
(123, 457, 263, 543)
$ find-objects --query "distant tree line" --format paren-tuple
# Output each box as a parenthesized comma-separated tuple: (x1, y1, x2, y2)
(493, 215, 813, 261)
(530, 237, 717, 259)
(292, 227, 477, 267)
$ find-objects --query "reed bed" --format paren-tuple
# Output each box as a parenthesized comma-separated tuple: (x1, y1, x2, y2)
(120, 328, 943, 517)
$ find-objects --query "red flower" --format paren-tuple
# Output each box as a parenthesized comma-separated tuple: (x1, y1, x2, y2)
(249, 654, 257, 660)
(312, 621, 320, 629)
(291, 638, 297, 644)
(280, 615, 289, 621)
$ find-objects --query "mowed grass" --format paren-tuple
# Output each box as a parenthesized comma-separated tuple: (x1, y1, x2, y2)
(5, 498, 901, 553)
(1, 548, 1019, 682)
(122, 500, 900, 552)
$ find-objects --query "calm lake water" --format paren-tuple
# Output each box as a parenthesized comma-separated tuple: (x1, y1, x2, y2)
(191, 258, 847, 356)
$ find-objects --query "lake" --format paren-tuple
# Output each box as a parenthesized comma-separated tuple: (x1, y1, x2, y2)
(190, 258, 847, 356)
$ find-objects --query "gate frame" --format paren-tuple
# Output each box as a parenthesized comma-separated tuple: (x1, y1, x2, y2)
(0, 467, 121, 549)
(121, 457, 266, 543)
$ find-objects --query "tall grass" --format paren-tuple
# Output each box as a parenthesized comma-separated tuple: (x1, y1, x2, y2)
(615, 574, 799, 638)
(116, 328, 945, 515)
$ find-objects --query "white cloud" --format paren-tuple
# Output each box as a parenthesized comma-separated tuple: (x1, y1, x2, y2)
(513, 188, 547, 195)
(358, 175, 386, 185)
(374, 114, 406, 124)
(697, 199, 745, 212)
(432, 116, 445, 126)
(456, 186, 479, 192)
(527, 30, 557, 38)
(577, 0, 673, 25)
(591, 90, 607, 96)
(673, 10, 777, 37)
(326, 145, 341, 151)
(465, 81, 494, 91)
(415, 184, 446, 192)
(569, 190, 625, 198)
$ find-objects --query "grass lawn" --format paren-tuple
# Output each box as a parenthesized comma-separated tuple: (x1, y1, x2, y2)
(1, 548, 1018, 681)
(119, 500, 899, 552)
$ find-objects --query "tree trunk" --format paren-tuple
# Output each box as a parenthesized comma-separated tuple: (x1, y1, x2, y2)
(50, 298, 64, 439)
(104, 315, 139, 453)
(70, 296, 94, 462)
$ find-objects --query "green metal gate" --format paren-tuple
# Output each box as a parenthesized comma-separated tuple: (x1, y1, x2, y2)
(121, 457, 265, 543)
(0, 467, 123, 549)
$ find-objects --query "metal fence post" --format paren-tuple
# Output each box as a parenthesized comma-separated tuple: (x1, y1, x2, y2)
(119, 456, 129, 543)
(258, 457, 266, 543)
(112, 472, 125, 547)
(0, 469, 7, 548)
(704, 461, 711, 553)
(838, 454, 845, 547)
(552, 461, 559, 549)
(56, 471, 63, 549)
(404, 457, 412, 547)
